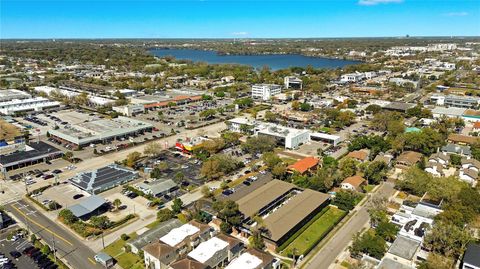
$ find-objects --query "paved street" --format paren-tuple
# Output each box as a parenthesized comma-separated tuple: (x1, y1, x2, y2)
(302, 181, 396, 269)
(4, 199, 103, 269)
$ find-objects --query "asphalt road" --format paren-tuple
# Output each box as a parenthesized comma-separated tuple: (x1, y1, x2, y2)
(302, 181, 396, 269)
(4, 199, 103, 269)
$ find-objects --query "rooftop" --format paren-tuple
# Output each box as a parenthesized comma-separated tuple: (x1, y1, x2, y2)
(463, 243, 480, 267)
(237, 180, 296, 219)
(225, 252, 262, 269)
(69, 164, 137, 194)
(0, 141, 63, 167)
(170, 258, 208, 269)
(288, 156, 319, 174)
(377, 257, 415, 269)
(188, 237, 229, 264)
(128, 218, 182, 251)
(160, 223, 200, 247)
(263, 189, 330, 242)
(388, 235, 421, 261)
(67, 195, 107, 218)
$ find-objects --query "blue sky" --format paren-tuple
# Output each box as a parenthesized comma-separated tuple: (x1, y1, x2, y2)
(1, 0, 479, 38)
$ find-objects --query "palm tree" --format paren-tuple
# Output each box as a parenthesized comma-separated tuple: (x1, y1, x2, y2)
(113, 199, 122, 211)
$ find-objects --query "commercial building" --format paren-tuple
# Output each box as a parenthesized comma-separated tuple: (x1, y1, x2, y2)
(0, 89, 32, 102)
(255, 123, 310, 149)
(431, 106, 466, 118)
(310, 132, 342, 146)
(0, 141, 63, 172)
(175, 136, 210, 153)
(67, 195, 107, 219)
(0, 97, 61, 115)
(430, 94, 480, 109)
(48, 116, 153, 148)
(136, 179, 178, 198)
(69, 164, 138, 194)
(227, 117, 256, 133)
(112, 104, 145, 116)
(383, 102, 416, 113)
(284, 76, 303, 89)
(251, 84, 282, 101)
(237, 180, 330, 249)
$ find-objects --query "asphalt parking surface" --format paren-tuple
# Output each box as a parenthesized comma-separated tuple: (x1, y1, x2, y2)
(0, 228, 38, 269)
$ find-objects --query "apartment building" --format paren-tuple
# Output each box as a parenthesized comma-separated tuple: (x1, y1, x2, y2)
(251, 84, 282, 101)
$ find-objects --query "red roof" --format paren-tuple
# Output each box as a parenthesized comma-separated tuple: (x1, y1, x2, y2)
(288, 156, 320, 174)
(474, 122, 480, 129)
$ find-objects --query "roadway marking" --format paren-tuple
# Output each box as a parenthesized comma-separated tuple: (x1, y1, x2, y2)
(11, 204, 74, 247)
(88, 257, 96, 265)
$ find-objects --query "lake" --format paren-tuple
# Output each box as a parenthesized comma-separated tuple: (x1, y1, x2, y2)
(149, 48, 360, 70)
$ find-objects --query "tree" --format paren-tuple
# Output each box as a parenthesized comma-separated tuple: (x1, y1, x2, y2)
(126, 151, 141, 167)
(365, 104, 382, 114)
(157, 208, 174, 222)
(201, 154, 240, 180)
(271, 163, 287, 179)
(212, 200, 243, 227)
(350, 230, 387, 259)
(58, 209, 77, 224)
(41, 245, 51, 255)
(90, 216, 111, 230)
(262, 152, 282, 170)
(157, 161, 169, 172)
(264, 111, 277, 122)
(202, 138, 226, 155)
(339, 157, 358, 178)
(113, 199, 122, 211)
(333, 190, 360, 211)
(424, 221, 472, 258)
(363, 161, 388, 184)
(449, 154, 462, 166)
(417, 253, 455, 269)
(199, 109, 217, 120)
(201, 186, 213, 199)
(144, 142, 162, 157)
(172, 198, 183, 214)
(376, 221, 399, 242)
(64, 151, 74, 160)
(242, 136, 277, 154)
(248, 230, 265, 250)
(121, 234, 130, 241)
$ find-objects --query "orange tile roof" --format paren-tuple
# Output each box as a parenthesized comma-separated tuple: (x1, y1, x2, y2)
(288, 156, 320, 174)
(342, 175, 366, 188)
(474, 122, 480, 129)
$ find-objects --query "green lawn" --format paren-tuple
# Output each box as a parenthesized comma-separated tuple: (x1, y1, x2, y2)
(103, 233, 143, 269)
(364, 185, 375, 193)
(283, 206, 347, 256)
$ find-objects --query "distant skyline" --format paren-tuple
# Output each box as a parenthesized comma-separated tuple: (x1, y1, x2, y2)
(1, 0, 479, 39)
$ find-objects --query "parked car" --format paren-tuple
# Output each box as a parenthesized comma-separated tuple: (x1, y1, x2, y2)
(73, 194, 84, 200)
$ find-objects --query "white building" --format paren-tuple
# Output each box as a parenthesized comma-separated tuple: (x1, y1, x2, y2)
(340, 72, 365, 83)
(310, 132, 342, 146)
(0, 97, 60, 115)
(251, 84, 282, 101)
(255, 123, 310, 149)
(227, 117, 256, 133)
(284, 76, 303, 89)
(188, 237, 230, 268)
(0, 89, 32, 102)
(112, 104, 145, 116)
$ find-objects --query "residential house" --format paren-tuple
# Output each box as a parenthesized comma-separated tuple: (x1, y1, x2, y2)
(287, 156, 320, 174)
(144, 242, 178, 269)
(396, 151, 423, 170)
(128, 219, 182, 254)
(225, 248, 279, 269)
(448, 134, 479, 146)
(441, 143, 472, 157)
(459, 158, 480, 185)
(187, 236, 240, 269)
(340, 176, 367, 192)
(169, 258, 208, 269)
(373, 152, 394, 167)
(473, 122, 480, 133)
(346, 149, 370, 163)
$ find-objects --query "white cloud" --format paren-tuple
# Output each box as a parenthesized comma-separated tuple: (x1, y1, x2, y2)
(444, 12, 468, 17)
(232, 32, 248, 36)
(358, 0, 403, 6)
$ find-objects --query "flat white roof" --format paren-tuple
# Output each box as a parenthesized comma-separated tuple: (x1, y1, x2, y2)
(225, 252, 263, 269)
(432, 106, 466, 116)
(188, 237, 229, 264)
(228, 117, 254, 125)
(257, 123, 309, 138)
(310, 132, 341, 141)
(160, 223, 199, 247)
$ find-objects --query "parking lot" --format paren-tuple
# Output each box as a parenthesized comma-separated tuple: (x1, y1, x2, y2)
(101, 191, 155, 222)
(33, 182, 89, 210)
(134, 98, 235, 131)
(0, 228, 40, 269)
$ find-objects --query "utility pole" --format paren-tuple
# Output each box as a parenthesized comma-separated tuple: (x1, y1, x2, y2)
(101, 232, 105, 249)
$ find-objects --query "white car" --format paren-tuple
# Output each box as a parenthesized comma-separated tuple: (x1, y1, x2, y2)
(250, 176, 258, 181)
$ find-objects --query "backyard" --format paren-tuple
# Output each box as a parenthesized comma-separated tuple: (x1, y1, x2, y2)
(103, 233, 144, 269)
(282, 206, 347, 256)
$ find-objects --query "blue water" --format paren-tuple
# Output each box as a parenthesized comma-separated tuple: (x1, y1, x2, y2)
(149, 48, 360, 70)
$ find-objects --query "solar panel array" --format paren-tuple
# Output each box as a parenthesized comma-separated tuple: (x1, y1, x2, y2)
(70, 164, 137, 192)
